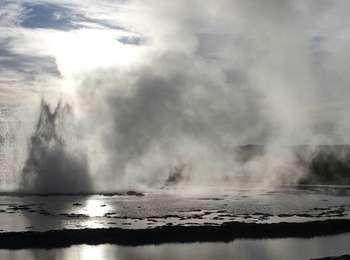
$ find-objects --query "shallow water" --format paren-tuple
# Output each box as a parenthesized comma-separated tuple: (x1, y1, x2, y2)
(0, 186, 349, 232)
(0, 233, 349, 260)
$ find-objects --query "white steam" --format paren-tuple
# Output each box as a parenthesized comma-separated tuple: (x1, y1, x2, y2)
(2, 0, 350, 192)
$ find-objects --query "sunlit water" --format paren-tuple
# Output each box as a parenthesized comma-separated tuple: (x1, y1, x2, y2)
(0, 186, 349, 259)
(0, 186, 349, 232)
(0, 233, 349, 260)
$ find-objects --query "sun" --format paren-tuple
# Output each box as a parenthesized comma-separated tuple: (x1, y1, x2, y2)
(45, 28, 145, 76)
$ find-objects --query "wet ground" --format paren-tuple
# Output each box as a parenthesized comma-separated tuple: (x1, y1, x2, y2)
(0, 186, 349, 232)
(0, 185, 349, 259)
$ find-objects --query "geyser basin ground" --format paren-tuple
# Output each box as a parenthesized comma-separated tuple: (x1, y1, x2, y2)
(0, 186, 350, 259)
(0, 186, 349, 233)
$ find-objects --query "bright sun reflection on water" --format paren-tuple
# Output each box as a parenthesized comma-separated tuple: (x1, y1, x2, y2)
(78, 245, 111, 260)
(84, 198, 111, 217)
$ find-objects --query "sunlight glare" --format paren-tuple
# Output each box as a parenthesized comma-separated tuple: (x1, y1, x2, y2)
(85, 198, 111, 217)
(46, 29, 145, 76)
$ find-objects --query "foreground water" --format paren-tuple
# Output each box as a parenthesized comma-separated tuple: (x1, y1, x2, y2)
(0, 186, 350, 232)
(0, 233, 349, 260)
(0, 186, 349, 260)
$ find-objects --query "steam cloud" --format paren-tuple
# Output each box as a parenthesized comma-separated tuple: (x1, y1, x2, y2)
(68, 0, 350, 190)
(2, 0, 350, 192)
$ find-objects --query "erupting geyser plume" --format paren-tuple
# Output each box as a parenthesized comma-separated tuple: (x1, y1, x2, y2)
(1, 0, 350, 193)
(21, 99, 91, 194)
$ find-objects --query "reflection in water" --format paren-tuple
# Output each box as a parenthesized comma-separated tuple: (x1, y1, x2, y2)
(0, 233, 349, 260)
(84, 197, 111, 217)
(19, 196, 111, 231)
(22, 196, 83, 231)
(78, 246, 107, 260)
(1, 187, 350, 232)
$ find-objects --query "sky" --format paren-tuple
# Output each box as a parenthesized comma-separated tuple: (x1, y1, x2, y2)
(1, 0, 350, 190)
(0, 0, 143, 96)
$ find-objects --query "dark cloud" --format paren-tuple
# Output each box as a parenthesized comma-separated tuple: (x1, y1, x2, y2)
(118, 36, 145, 45)
(0, 37, 60, 82)
(21, 2, 128, 31)
(21, 2, 81, 30)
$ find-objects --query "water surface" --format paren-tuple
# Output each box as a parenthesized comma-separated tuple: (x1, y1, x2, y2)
(0, 186, 349, 232)
(0, 233, 349, 260)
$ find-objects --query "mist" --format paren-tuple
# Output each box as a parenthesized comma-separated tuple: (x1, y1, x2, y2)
(21, 99, 91, 193)
(66, 0, 350, 190)
(1, 0, 350, 192)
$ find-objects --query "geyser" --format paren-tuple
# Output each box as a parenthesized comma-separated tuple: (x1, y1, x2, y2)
(21, 99, 91, 194)
(3, 0, 350, 192)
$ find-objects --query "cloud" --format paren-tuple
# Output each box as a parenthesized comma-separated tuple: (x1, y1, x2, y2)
(20, 1, 127, 31)
(0, 0, 137, 93)
(0, 0, 24, 27)
(20, 2, 84, 31)
(0, 36, 59, 81)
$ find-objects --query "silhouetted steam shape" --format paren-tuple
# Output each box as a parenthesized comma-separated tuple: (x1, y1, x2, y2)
(22, 99, 91, 193)
(298, 146, 350, 185)
(165, 163, 187, 186)
(236, 145, 350, 185)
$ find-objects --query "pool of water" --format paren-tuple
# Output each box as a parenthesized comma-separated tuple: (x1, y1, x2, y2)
(1, 233, 349, 260)
(0, 186, 349, 232)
